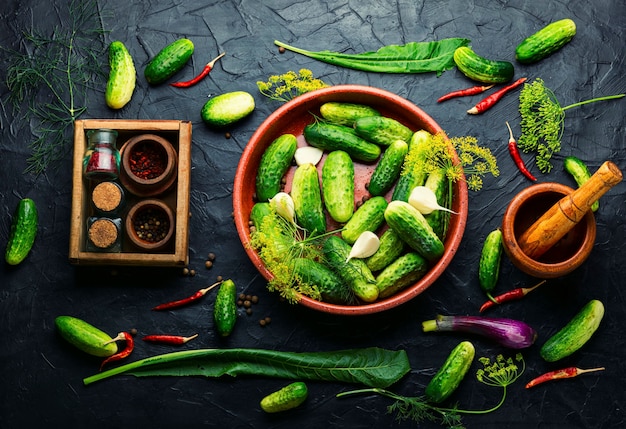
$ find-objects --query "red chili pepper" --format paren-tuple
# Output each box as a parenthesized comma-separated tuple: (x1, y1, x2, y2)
(437, 84, 494, 102)
(170, 52, 225, 88)
(152, 280, 223, 311)
(142, 333, 199, 345)
(505, 121, 537, 181)
(525, 366, 605, 389)
(467, 77, 527, 114)
(479, 280, 546, 313)
(99, 331, 134, 371)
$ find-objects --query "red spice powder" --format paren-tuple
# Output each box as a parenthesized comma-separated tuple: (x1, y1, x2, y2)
(129, 142, 167, 180)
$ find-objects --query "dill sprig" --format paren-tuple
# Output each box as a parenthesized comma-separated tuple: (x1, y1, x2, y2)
(518, 78, 625, 173)
(4, 0, 109, 175)
(257, 69, 329, 102)
(337, 353, 525, 429)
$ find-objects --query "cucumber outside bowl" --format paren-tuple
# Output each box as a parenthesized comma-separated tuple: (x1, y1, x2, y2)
(233, 85, 469, 315)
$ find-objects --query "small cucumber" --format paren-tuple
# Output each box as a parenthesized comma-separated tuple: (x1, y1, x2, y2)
(391, 130, 432, 202)
(478, 229, 503, 297)
(144, 38, 194, 85)
(453, 46, 514, 84)
(368, 139, 408, 196)
(319, 102, 381, 126)
(260, 381, 308, 413)
(384, 201, 445, 262)
(354, 116, 414, 146)
(201, 91, 255, 127)
(564, 156, 598, 212)
(214, 279, 237, 337)
(322, 235, 379, 303)
(540, 299, 604, 362)
(424, 168, 450, 240)
(55, 315, 118, 357)
(376, 252, 428, 299)
(105, 41, 136, 109)
(250, 202, 272, 228)
(366, 228, 405, 272)
(255, 134, 298, 202)
(515, 19, 576, 64)
(291, 163, 326, 236)
(5, 198, 38, 265)
(341, 196, 388, 245)
(425, 341, 475, 404)
(303, 122, 381, 163)
(291, 257, 351, 304)
(321, 150, 355, 223)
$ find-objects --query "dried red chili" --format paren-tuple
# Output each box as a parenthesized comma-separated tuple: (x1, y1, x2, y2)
(100, 331, 134, 371)
(152, 280, 223, 311)
(129, 143, 167, 180)
(505, 121, 537, 181)
(467, 77, 527, 115)
(170, 52, 225, 88)
(525, 366, 605, 389)
(479, 280, 546, 313)
(437, 84, 494, 102)
(142, 333, 199, 345)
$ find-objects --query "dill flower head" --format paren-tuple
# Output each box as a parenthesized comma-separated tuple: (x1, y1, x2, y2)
(257, 69, 329, 102)
(476, 353, 525, 388)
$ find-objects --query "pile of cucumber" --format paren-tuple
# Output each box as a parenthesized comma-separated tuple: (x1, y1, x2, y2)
(251, 101, 454, 305)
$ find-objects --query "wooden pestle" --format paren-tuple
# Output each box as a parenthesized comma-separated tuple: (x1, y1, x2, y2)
(518, 160, 622, 260)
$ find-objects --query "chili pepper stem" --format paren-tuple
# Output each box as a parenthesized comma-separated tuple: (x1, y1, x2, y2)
(206, 52, 226, 68)
(486, 292, 498, 304)
(181, 333, 199, 343)
(198, 280, 224, 296)
(522, 279, 546, 295)
(102, 332, 126, 345)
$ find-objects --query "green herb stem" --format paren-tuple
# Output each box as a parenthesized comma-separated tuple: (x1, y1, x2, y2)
(561, 93, 625, 111)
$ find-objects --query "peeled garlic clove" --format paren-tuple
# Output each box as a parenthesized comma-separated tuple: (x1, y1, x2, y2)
(294, 146, 324, 166)
(346, 231, 380, 262)
(269, 192, 296, 224)
(409, 186, 457, 215)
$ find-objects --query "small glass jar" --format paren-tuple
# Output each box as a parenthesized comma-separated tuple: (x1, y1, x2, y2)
(83, 129, 120, 180)
(86, 217, 122, 252)
(91, 181, 125, 216)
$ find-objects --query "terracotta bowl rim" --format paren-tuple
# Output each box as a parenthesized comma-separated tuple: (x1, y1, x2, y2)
(233, 84, 469, 315)
(125, 198, 175, 251)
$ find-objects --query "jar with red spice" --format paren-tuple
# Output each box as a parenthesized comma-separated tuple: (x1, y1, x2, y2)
(83, 129, 120, 180)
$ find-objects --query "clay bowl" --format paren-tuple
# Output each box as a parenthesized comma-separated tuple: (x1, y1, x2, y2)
(119, 134, 178, 197)
(125, 199, 175, 252)
(501, 182, 596, 279)
(233, 85, 469, 315)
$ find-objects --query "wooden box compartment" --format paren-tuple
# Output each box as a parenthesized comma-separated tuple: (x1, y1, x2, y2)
(69, 119, 191, 267)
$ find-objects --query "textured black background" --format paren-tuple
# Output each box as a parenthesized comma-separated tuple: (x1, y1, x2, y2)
(1, 1, 625, 428)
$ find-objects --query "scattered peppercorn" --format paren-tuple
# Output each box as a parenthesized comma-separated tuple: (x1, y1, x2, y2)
(189, 269, 196, 277)
(224, 132, 231, 139)
(205, 260, 213, 269)
(130, 328, 138, 336)
(278, 46, 286, 54)
(207, 252, 216, 261)
(182, 267, 190, 276)
(216, 275, 223, 282)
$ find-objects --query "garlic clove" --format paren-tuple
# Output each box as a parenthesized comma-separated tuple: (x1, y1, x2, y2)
(269, 192, 296, 224)
(294, 146, 324, 166)
(346, 231, 380, 262)
(409, 186, 457, 215)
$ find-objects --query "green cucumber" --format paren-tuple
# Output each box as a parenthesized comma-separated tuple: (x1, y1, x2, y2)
(424, 168, 450, 240)
(322, 235, 379, 303)
(319, 102, 381, 126)
(354, 116, 414, 146)
(291, 257, 351, 304)
(255, 134, 298, 202)
(365, 228, 405, 272)
(540, 299, 604, 362)
(391, 130, 432, 202)
(55, 315, 118, 357)
(564, 156, 598, 212)
(214, 279, 237, 337)
(515, 19, 576, 64)
(368, 139, 408, 196)
(260, 381, 308, 413)
(105, 41, 136, 109)
(303, 122, 381, 163)
(201, 91, 255, 127)
(5, 198, 38, 265)
(384, 201, 445, 262)
(291, 163, 326, 236)
(478, 229, 503, 298)
(341, 196, 388, 245)
(453, 46, 514, 84)
(425, 341, 475, 404)
(250, 202, 272, 229)
(144, 38, 194, 85)
(376, 252, 428, 299)
(321, 150, 355, 223)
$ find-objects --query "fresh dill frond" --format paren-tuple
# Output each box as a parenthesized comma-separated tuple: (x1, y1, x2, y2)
(518, 78, 625, 173)
(4, 0, 109, 175)
(257, 69, 329, 102)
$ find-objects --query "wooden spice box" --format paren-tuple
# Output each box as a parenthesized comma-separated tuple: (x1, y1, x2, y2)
(69, 119, 192, 267)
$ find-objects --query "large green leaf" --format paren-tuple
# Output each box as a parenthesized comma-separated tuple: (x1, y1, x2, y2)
(83, 347, 410, 388)
(274, 38, 470, 74)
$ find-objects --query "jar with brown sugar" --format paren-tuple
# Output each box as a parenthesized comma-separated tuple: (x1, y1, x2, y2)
(86, 217, 122, 252)
(91, 181, 125, 216)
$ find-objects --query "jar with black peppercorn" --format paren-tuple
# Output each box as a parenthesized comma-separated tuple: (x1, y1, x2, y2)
(83, 129, 120, 180)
